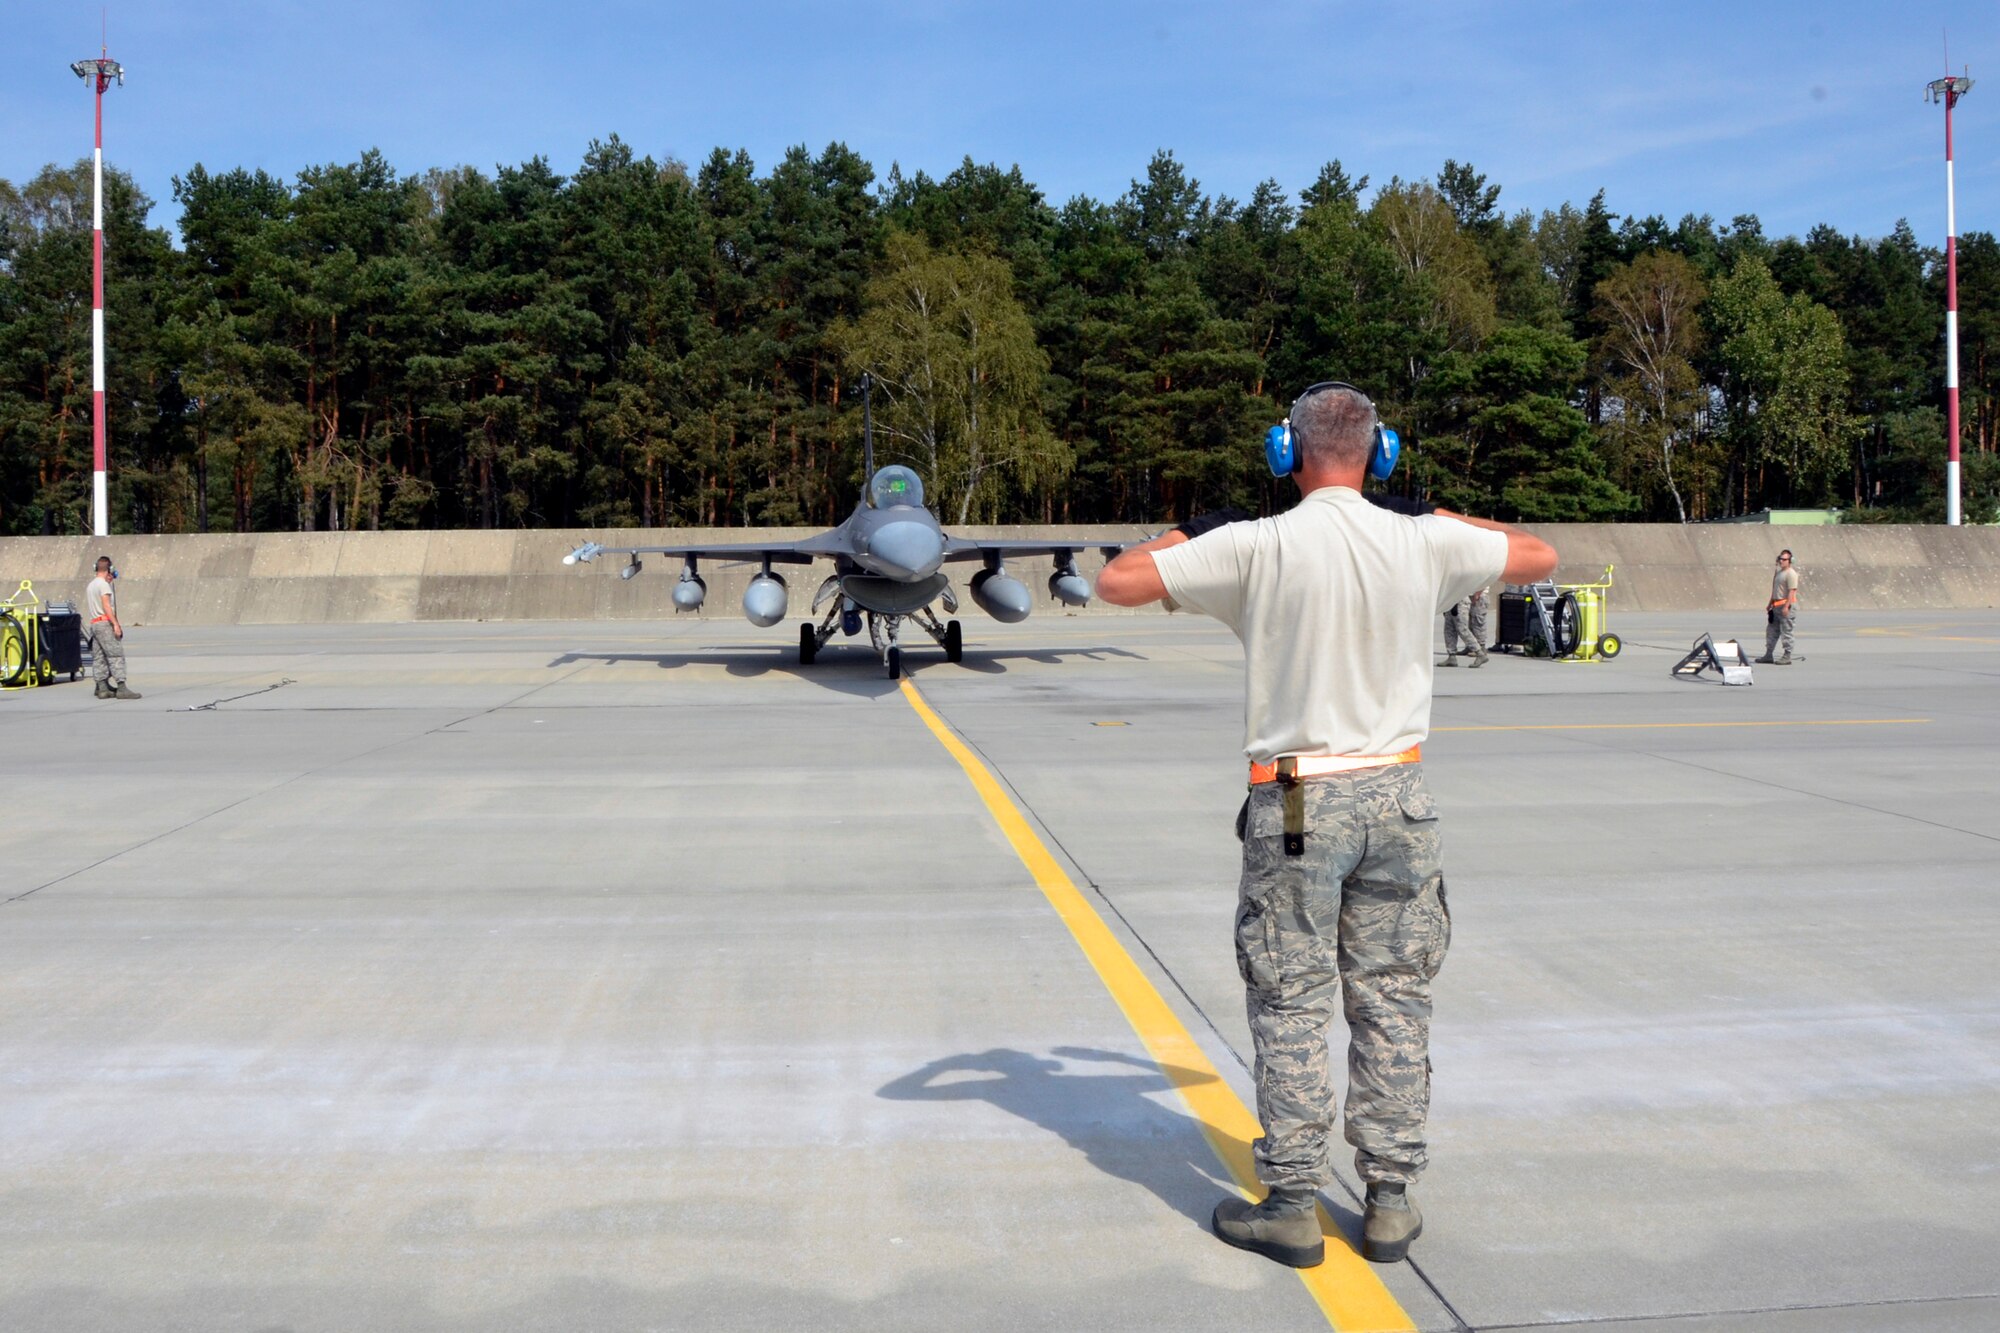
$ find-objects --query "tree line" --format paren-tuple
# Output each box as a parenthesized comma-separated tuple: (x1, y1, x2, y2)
(2, 139, 1994, 536)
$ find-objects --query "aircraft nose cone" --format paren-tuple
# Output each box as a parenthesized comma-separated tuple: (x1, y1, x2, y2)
(869, 521, 944, 579)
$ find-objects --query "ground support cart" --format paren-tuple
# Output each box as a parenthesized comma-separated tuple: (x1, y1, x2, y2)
(41, 599, 83, 679)
(1, 580, 64, 689)
(1494, 564, 1622, 663)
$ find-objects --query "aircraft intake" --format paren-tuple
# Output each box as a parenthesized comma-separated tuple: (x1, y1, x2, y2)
(970, 568, 1032, 623)
(673, 571, 707, 611)
(743, 573, 789, 627)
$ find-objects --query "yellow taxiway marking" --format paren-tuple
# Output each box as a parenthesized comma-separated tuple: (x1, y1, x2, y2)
(1856, 625, 2000, 644)
(1437, 718, 1930, 733)
(900, 679, 1414, 1332)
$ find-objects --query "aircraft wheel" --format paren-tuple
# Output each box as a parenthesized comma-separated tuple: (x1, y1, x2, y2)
(944, 619, 963, 664)
(798, 623, 818, 666)
(886, 646, 902, 680)
(1597, 632, 1622, 660)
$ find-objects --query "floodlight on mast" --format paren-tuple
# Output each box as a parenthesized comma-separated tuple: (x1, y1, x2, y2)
(70, 50, 126, 537)
(1927, 69, 1973, 527)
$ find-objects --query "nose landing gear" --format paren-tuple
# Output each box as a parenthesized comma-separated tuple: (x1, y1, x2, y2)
(869, 612, 905, 678)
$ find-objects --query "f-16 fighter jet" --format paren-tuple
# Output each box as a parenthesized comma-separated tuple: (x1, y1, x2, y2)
(562, 376, 1127, 678)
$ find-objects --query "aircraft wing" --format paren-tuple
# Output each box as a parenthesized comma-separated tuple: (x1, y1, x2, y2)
(562, 536, 847, 567)
(939, 536, 1132, 565)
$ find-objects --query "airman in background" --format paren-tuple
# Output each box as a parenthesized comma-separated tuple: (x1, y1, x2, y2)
(1759, 549, 1798, 665)
(85, 555, 140, 700)
(1442, 587, 1489, 667)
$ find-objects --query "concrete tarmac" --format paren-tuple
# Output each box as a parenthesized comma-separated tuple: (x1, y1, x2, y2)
(2, 610, 1996, 1331)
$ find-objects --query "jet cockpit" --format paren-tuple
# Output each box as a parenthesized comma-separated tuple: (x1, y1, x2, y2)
(869, 465, 924, 509)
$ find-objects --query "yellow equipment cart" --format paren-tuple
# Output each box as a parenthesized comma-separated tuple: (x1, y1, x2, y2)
(0, 580, 58, 689)
(1495, 565, 1622, 663)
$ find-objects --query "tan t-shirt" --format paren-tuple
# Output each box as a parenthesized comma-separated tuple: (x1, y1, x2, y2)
(1152, 487, 1508, 762)
(86, 575, 115, 622)
(1771, 566, 1799, 608)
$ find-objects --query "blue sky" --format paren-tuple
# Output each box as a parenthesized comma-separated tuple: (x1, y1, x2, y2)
(4, 1, 1993, 247)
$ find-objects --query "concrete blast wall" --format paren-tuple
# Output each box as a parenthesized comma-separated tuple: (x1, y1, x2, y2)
(6, 524, 1999, 626)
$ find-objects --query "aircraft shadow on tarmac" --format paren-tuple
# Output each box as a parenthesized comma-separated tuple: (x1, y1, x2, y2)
(877, 1047, 1362, 1237)
(546, 643, 1143, 695)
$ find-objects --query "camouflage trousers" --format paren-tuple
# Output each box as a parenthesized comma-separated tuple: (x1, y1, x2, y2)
(86, 621, 126, 686)
(1765, 606, 1795, 659)
(1235, 762, 1450, 1190)
(1443, 594, 1487, 655)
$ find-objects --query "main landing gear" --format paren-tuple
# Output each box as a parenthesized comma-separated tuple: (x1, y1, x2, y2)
(913, 606, 963, 665)
(796, 605, 964, 677)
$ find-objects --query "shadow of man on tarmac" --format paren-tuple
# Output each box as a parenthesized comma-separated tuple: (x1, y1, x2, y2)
(878, 1047, 1246, 1229)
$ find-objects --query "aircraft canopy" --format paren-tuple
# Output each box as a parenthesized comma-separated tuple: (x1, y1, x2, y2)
(869, 465, 924, 509)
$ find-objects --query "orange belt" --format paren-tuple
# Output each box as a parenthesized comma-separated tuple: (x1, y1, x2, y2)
(1248, 746, 1420, 785)
(90, 616, 111, 624)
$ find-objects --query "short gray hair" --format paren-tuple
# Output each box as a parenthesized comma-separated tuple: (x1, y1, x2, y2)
(1290, 384, 1377, 470)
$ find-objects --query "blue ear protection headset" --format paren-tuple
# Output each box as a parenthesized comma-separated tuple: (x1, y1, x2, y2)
(1264, 381, 1401, 481)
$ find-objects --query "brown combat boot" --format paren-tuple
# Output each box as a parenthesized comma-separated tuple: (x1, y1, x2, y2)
(1212, 1188, 1324, 1268)
(113, 683, 143, 700)
(1361, 1182, 1422, 1263)
(1470, 646, 1489, 667)
(1440, 654, 1459, 667)
(95, 680, 113, 699)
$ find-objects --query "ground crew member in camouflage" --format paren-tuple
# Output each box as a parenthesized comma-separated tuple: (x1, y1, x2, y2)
(1442, 587, 1489, 666)
(1236, 765, 1448, 1208)
(1759, 549, 1798, 665)
(85, 555, 141, 700)
(1097, 382, 1557, 1269)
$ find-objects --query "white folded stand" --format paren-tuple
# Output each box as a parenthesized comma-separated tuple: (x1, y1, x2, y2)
(1671, 633, 1755, 685)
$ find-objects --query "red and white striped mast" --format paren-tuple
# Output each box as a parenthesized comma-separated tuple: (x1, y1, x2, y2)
(70, 49, 124, 538)
(1928, 69, 1973, 527)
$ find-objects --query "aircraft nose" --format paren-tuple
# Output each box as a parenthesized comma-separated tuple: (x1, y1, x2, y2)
(869, 521, 944, 579)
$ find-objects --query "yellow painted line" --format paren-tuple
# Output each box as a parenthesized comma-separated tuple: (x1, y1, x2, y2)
(1435, 718, 1929, 733)
(1857, 629, 2000, 644)
(899, 679, 1415, 1332)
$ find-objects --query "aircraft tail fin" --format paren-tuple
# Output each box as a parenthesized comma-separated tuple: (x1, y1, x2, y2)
(861, 371, 875, 487)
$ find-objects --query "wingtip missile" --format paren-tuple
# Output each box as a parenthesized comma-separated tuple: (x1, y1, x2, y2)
(563, 542, 604, 566)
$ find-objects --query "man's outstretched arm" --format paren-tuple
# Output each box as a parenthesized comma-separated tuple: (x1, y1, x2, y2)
(1365, 494, 1560, 584)
(1096, 508, 1249, 607)
(1095, 532, 1184, 607)
(1433, 509, 1558, 584)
